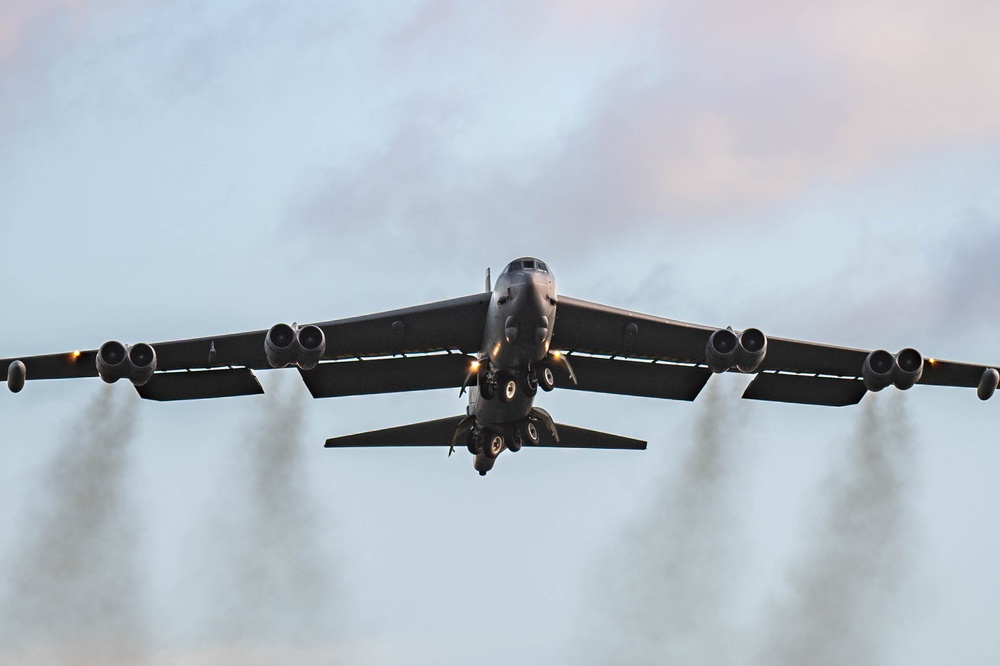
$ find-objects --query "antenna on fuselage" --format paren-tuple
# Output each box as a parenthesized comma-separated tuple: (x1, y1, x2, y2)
(485, 267, 491, 292)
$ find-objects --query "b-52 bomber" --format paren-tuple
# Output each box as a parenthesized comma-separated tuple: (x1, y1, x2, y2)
(4, 257, 999, 475)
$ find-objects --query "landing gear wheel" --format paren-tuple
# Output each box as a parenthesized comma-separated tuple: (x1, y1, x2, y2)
(539, 366, 556, 392)
(480, 373, 496, 400)
(483, 433, 504, 459)
(507, 426, 523, 453)
(466, 429, 482, 456)
(523, 420, 540, 445)
(522, 371, 538, 398)
(499, 375, 518, 403)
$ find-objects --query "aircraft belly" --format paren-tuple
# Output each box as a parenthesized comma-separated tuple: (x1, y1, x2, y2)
(473, 393, 534, 429)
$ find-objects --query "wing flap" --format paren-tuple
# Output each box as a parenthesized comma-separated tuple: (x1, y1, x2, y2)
(134, 368, 264, 401)
(300, 354, 475, 398)
(742, 372, 867, 407)
(553, 355, 712, 401)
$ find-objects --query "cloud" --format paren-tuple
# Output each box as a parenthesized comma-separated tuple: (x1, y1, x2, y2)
(295, 0, 1000, 242)
(0, 0, 139, 64)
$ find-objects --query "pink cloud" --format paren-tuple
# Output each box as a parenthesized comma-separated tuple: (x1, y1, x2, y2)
(0, 0, 163, 66)
(363, 0, 1000, 234)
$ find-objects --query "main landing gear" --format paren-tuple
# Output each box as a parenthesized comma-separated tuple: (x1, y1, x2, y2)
(477, 364, 555, 402)
(466, 417, 542, 474)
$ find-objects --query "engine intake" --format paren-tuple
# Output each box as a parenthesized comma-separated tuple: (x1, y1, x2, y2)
(97, 340, 157, 385)
(862, 349, 894, 392)
(736, 328, 768, 373)
(265, 323, 327, 370)
(296, 324, 326, 371)
(127, 343, 157, 386)
(891, 348, 923, 391)
(706, 329, 738, 373)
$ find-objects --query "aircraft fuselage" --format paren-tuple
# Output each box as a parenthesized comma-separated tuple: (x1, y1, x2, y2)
(465, 258, 558, 473)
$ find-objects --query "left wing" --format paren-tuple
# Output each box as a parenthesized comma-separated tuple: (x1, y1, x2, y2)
(2, 293, 490, 400)
(551, 296, 999, 406)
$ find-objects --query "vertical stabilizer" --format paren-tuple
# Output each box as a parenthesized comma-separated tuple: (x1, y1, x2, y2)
(485, 268, 491, 293)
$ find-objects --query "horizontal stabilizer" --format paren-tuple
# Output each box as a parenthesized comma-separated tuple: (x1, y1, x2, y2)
(325, 416, 469, 448)
(324, 416, 646, 450)
(135, 368, 264, 401)
(536, 423, 646, 450)
(742, 372, 866, 407)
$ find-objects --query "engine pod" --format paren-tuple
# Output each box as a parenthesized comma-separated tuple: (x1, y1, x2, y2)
(862, 349, 894, 392)
(265, 323, 298, 368)
(978, 368, 999, 401)
(7, 360, 25, 393)
(706, 329, 738, 373)
(295, 324, 326, 370)
(97, 340, 129, 384)
(127, 343, 157, 386)
(736, 328, 767, 373)
(891, 348, 923, 390)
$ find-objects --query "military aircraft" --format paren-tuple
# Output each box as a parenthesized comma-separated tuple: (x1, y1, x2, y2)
(4, 256, 999, 475)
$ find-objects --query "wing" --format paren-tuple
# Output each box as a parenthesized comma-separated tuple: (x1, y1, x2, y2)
(551, 296, 999, 406)
(1, 293, 490, 400)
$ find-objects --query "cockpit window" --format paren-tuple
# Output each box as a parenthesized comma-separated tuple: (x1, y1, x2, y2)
(504, 259, 551, 274)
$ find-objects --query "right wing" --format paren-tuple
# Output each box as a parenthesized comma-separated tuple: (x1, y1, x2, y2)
(1, 293, 491, 400)
(551, 295, 1000, 406)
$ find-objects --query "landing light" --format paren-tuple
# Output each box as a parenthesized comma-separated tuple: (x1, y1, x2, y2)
(927, 358, 936, 365)
(70, 351, 81, 361)
(552, 351, 562, 360)
(471, 360, 480, 372)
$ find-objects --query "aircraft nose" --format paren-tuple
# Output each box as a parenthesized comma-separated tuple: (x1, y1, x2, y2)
(514, 274, 548, 311)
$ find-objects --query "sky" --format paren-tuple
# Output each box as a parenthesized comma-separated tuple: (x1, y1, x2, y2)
(1, 1, 1000, 664)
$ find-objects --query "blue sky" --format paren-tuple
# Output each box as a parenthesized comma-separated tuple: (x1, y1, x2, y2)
(2, 1, 1000, 664)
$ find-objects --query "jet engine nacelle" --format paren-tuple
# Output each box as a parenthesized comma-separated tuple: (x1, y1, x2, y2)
(978, 368, 999, 401)
(96, 340, 157, 386)
(706, 328, 767, 373)
(7, 360, 26, 393)
(706, 329, 738, 373)
(862, 349, 894, 392)
(265, 323, 326, 370)
(891, 348, 923, 391)
(736, 328, 768, 373)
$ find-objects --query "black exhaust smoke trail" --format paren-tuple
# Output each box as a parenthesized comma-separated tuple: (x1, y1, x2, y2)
(595, 384, 743, 665)
(211, 376, 335, 653)
(756, 394, 913, 666)
(0, 386, 147, 665)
